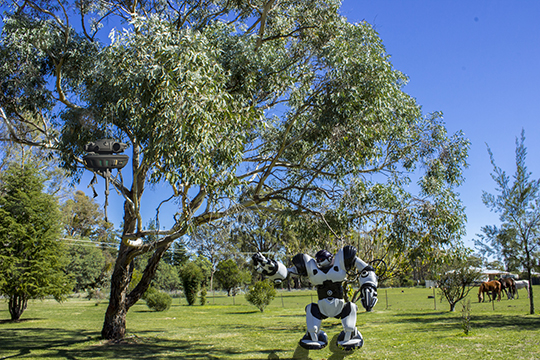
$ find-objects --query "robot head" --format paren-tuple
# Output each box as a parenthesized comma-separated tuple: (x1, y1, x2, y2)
(315, 250, 333, 268)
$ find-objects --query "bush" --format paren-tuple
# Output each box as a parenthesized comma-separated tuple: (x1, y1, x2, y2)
(461, 299, 472, 335)
(142, 286, 158, 301)
(86, 288, 106, 301)
(200, 287, 207, 306)
(180, 262, 204, 305)
(245, 280, 277, 312)
(145, 291, 172, 312)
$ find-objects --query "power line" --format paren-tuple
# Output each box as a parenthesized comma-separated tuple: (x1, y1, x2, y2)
(57, 238, 118, 248)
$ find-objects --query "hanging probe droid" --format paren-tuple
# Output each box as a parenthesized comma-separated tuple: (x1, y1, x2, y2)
(82, 139, 129, 221)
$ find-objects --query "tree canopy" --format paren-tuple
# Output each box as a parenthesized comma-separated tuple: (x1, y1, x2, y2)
(0, 0, 469, 339)
(61, 190, 113, 240)
(436, 247, 482, 312)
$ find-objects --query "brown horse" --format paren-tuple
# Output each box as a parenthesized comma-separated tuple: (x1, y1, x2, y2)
(478, 280, 501, 302)
(498, 277, 516, 300)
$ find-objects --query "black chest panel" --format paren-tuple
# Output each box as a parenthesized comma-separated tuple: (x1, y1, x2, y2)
(316, 280, 344, 300)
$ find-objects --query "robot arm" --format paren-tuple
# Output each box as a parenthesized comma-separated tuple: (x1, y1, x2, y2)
(354, 257, 378, 312)
(252, 252, 288, 283)
(342, 245, 378, 311)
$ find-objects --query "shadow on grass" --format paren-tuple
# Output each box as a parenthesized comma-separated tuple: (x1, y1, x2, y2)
(391, 311, 540, 331)
(470, 314, 540, 330)
(289, 334, 358, 360)
(0, 318, 44, 324)
(225, 310, 259, 315)
(0, 327, 246, 359)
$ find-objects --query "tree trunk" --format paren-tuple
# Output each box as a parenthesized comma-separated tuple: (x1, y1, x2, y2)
(101, 231, 176, 340)
(101, 243, 136, 340)
(8, 294, 28, 321)
(527, 268, 535, 315)
(100, 159, 187, 340)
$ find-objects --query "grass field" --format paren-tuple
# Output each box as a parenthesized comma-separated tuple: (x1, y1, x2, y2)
(1, 286, 539, 359)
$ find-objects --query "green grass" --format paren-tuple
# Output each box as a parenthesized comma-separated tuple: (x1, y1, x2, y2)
(1, 287, 539, 359)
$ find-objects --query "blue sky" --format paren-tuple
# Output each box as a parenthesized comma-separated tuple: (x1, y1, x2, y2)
(74, 1, 540, 249)
(340, 0, 540, 247)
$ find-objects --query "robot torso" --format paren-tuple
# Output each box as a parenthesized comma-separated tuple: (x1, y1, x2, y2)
(297, 249, 350, 318)
(304, 249, 348, 285)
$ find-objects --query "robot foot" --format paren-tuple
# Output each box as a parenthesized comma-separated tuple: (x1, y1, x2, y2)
(299, 331, 328, 350)
(337, 329, 364, 351)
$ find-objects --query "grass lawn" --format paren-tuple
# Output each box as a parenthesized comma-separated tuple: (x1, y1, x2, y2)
(1, 286, 539, 359)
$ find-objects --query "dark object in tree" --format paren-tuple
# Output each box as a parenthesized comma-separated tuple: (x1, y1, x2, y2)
(83, 139, 129, 171)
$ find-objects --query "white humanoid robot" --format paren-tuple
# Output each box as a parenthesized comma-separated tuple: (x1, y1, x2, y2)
(252, 245, 378, 351)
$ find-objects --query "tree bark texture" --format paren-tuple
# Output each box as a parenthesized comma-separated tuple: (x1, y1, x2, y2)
(101, 242, 135, 340)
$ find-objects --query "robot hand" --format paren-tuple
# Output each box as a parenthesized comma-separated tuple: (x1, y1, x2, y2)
(252, 252, 276, 274)
(252, 252, 267, 266)
(360, 284, 378, 312)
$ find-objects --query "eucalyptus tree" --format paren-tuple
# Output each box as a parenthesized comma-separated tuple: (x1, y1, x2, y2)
(1, 0, 469, 339)
(230, 201, 288, 255)
(61, 190, 109, 239)
(478, 130, 539, 315)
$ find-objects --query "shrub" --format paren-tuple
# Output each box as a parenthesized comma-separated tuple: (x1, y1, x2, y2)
(180, 262, 204, 306)
(245, 280, 277, 312)
(461, 299, 472, 335)
(86, 288, 106, 301)
(142, 286, 158, 301)
(145, 291, 172, 312)
(87, 288, 106, 306)
(200, 287, 207, 306)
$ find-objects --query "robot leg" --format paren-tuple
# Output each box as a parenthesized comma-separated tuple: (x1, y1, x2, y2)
(299, 303, 328, 350)
(336, 302, 363, 351)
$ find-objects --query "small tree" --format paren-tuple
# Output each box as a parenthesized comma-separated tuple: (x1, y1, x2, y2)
(0, 164, 72, 320)
(246, 280, 277, 312)
(180, 262, 204, 305)
(200, 287, 207, 306)
(461, 299, 472, 335)
(61, 190, 107, 239)
(478, 130, 540, 315)
(214, 259, 244, 296)
(436, 247, 482, 312)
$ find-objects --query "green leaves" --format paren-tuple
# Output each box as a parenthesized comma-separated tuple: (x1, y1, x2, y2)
(0, 164, 71, 318)
(1, 1, 472, 328)
(81, 17, 253, 193)
(245, 279, 277, 312)
(479, 130, 540, 303)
